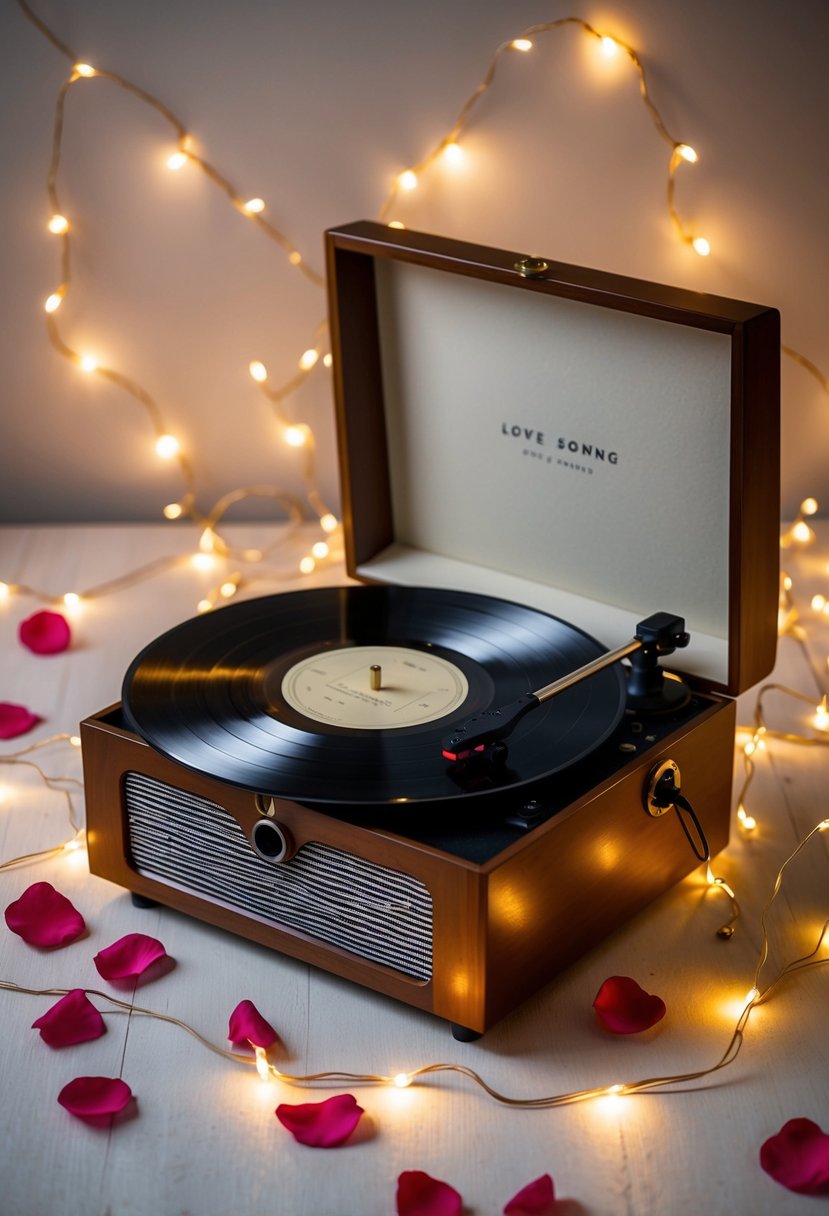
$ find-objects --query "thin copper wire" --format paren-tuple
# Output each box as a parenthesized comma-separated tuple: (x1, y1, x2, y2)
(378, 19, 687, 224)
(0, 741, 83, 870)
(782, 345, 829, 395)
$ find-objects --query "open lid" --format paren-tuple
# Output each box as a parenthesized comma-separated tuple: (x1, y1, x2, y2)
(325, 221, 780, 697)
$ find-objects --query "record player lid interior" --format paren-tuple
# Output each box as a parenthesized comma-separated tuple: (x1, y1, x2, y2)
(331, 236, 778, 696)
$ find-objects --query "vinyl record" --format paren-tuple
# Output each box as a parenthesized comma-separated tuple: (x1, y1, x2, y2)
(122, 585, 625, 804)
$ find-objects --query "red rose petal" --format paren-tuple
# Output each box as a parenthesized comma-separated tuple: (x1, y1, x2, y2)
(4, 882, 85, 948)
(18, 610, 71, 655)
(93, 932, 166, 980)
(0, 702, 41, 739)
(228, 999, 279, 1049)
(593, 975, 666, 1034)
(275, 1093, 363, 1147)
(760, 1118, 829, 1195)
(57, 1076, 132, 1119)
(396, 1171, 463, 1216)
(504, 1173, 556, 1214)
(33, 989, 106, 1048)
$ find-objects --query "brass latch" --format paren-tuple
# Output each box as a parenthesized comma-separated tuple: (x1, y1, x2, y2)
(514, 256, 550, 278)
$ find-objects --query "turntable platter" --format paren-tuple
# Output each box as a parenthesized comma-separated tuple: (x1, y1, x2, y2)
(121, 585, 626, 804)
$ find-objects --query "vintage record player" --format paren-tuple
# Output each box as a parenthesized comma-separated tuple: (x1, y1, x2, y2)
(81, 222, 780, 1038)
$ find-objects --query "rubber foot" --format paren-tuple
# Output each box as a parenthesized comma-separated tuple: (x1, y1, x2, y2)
(130, 891, 159, 909)
(450, 1022, 482, 1042)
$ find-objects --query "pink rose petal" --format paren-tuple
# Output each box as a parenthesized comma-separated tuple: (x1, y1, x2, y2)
(593, 975, 666, 1034)
(93, 932, 166, 980)
(18, 610, 71, 655)
(33, 989, 106, 1048)
(0, 701, 41, 739)
(396, 1171, 463, 1216)
(57, 1076, 132, 1120)
(760, 1118, 829, 1195)
(504, 1173, 556, 1214)
(4, 882, 85, 948)
(275, 1093, 363, 1147)
(228, 999, 279, 1049)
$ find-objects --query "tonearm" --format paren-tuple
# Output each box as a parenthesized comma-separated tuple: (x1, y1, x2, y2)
(441, 612, 691, 762)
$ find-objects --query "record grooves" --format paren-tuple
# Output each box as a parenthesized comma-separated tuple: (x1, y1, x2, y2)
(122, 586, 625, 805)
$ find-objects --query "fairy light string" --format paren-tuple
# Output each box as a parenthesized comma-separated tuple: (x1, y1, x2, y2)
(0, 816, 826, 1111)
(15, 0, 335, 589)
(0, 735, 84, 871)
(7, 1, 829, 613)
(378, 16, 705, 253)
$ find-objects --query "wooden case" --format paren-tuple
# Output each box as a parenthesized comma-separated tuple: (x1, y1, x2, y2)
(83, 224, 779, 1036)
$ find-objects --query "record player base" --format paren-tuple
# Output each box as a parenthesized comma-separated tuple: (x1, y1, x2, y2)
(81, 698, 734, 1035)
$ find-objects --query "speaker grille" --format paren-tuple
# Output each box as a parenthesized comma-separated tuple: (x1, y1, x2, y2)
(124, 772, 433, 980)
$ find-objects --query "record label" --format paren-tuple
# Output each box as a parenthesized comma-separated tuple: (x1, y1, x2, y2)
(280, 644, 469, 729)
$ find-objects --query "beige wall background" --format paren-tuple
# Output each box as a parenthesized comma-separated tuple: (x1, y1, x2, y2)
(1, 0, 826, 523)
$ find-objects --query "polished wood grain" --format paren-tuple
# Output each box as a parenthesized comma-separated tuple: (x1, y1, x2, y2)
(82, 695, 734, 1033)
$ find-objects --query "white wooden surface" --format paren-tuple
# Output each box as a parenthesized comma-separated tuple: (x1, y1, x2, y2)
(0, 522, 827, 1216)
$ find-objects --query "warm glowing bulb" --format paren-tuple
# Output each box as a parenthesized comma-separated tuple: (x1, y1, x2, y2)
(299, 556, 316, 575)
(743, 740, 756, 757)
(782, 573, 792, 591)
(399, 170, 418, 191)
(743, 987, 759, 1009)
(155, 434, 180, 459)
(741, 815, 757, 831)
(815, 696, 829, 732)
(69, 735, 82, 748)
(792, 520, 814, 544)
(249, 360, 268, 383)
(311, 541, 329, 559)
(692, 237, 711, 257)
(320, 513, 338, 533)
(166, 151, 187, 171)
(322, 352, 333, 369)
(599, 36, 619, 57)
(48, 214, 69, 234)
(163, 502, 183, 520)
(820, 820, 829, 831)
(196, 598, 212, 613)
(443, 142, 464, 167)
(73, 63, 96, 77)
(220, 581, 237, 599)
(676, 143, 698, 163)
(44, 291, 64, 313)
(801, 497, 819, 516)
(813, 595, 827, 612)
(254, 1047, 271, 1080)
(393, 1073, 411, 1088)
(192, 554, 215, 572)
(63, 592, 80, 609)
(288, 251, 302, 266)
(243, 197, 266, 214)
(79, 354, 98, 373)
(387, 220, 406, 229)
(284, 425, 308, 447)
(0, 582, 10, 601)
(298, 348, 319, 371)
(199, 528, 216, 553)
(511, 38, 533, 52)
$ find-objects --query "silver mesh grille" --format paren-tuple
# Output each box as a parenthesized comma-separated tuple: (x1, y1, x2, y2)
(124, 772, 433, 980)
